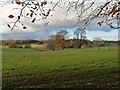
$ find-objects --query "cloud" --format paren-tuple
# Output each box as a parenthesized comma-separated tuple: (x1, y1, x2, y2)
(0, 0, 118, 40)
(87, 29, 118, 39)
(2, 30, 51, 40)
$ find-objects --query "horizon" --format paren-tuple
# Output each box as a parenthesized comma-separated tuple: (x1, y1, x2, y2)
(0, 29, 118, 41)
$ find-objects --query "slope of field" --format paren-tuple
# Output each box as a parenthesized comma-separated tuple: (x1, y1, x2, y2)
(2, 46, 119, 88)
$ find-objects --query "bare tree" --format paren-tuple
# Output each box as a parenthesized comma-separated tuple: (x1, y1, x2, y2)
(47, 35, 56, 51)
(1, 0, 61, 30)
(56, 30, 68, 40)
(1, 0, 120, 30)
(66, 0, 120, 29)
(74, 28, 87, 48)
(8, 40, 17, 48)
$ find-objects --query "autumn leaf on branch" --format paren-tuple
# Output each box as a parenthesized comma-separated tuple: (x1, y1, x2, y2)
(111, 8, 118, 17)
(41, 0, 47, 6)
(30, 10, 34, 13)
(30, 13, 33, 17)
(15, 0, 21, 5)
(109, 3, 118, 17)
(23, 26, 27, 29)
(8, 15, 14, 18)
(7, 24, 11, 28)
(26, 13, 29, 16)
(3, 0, 62, 30)
(32, 18, 36, 23)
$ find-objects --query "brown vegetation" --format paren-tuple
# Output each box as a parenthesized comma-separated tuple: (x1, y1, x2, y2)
(8, 41, 17, 48)
(25, 44, 32, 49)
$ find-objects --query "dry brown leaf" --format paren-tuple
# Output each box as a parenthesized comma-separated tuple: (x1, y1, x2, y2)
(26, 13, 29, 16)
(111, 8, 118, 17)
(41, 1, 47, 6)
(32, 18, 36, 23)
(30, 13, 33, 17)
(109, 7, 118, 17)
(23, 26, 26, 29)
(8, 15, 14, 18)
(30, 10, 34, 13)
(15, 0, 21, 5)
(7, 24, 11, 28)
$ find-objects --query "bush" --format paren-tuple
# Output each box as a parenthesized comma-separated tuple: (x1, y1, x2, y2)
(17, 45, 23, 48)
(97, 43, 105, 47)
(8, 42, 17, 48)
(46, 39, 55, 50)
(25, 44, 32, 48)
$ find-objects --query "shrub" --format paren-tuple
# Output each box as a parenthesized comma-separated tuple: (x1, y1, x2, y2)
(97, 43, 105, 47)
(17, 45, 23, 48)
(46, 39, 55, 50)
(8, 42, 17, 48)
(25, 44, 32, 48)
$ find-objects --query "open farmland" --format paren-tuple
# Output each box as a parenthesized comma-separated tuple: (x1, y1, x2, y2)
(2, 46, 119, 88)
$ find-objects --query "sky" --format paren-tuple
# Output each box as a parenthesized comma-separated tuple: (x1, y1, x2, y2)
(0, 0, 119, 41)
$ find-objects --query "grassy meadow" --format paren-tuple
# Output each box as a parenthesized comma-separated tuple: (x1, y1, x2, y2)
(2, 45, 119, 88)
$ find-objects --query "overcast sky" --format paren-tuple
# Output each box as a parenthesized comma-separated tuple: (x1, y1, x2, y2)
(0, 0, 119, 41)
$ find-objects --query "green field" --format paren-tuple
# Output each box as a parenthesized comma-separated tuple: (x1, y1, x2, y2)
(2, 46, 119, 88)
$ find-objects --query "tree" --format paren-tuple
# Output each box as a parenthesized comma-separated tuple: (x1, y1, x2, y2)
(1, 0, 120, 30)
(66, 0, 120, 29)
(8, 41, 17, 48)
(25, 44, 32, 48)
(47, 30, 69, 50)
(56, 30, 68, 40)
(74, 28, 87, 48)
(55, 30, 68, 49)
(47, 35, 56, 51)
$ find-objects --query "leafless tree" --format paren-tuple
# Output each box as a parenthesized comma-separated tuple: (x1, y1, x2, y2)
(74, 28, 87, 48)
(56, 30, 68, 39)
(47, 35, 56, 51)
(1, 0, 61, 30)
(1, 0, 120, 30)
(66, 0, 120, 29)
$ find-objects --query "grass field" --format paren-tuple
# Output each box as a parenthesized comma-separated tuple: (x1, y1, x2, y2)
(2, 46, 119, 88)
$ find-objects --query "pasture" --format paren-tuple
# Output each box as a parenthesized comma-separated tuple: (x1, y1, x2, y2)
(2, 46, 119, 88)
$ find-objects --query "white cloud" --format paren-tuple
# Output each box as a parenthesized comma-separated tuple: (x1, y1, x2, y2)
(0, 0, 119, 40)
